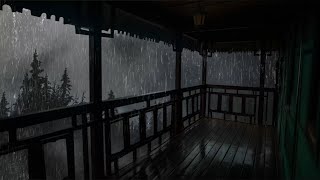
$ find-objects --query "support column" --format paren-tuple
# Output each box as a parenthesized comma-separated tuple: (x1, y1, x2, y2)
(173, 33, 183, 135)
(200, 53, 207, 118)
(89, 28, 105, 179)
(258, 41, 266, 126)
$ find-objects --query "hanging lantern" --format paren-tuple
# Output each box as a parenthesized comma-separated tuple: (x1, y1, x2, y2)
(193, 12, 206, 26)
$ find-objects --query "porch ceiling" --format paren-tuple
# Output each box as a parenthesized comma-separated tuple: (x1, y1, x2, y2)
(2, 0, 308, 52)
(108, 0, 303, 43)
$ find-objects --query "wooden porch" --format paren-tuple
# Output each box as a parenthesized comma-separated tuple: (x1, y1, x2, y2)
(117, 118, 278, 179)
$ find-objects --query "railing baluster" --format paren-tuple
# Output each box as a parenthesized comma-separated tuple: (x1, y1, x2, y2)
(192, 94, 195, 123)
(229, 95, 233, 113)
(208, 88, 211, 117)
(217, 94, 222, 112)
(8, 128, 17, 143)
(163, 104, 167, 130)
(81, 113, 90, 180)
(114, 159, 119, 174)
(104, 109, 112, 175)
(253, 95, 257, 125)
(28, 143, 46, 179)
(265, 92, 269, 126)
(123, 116, 130, 148)
(139, 111, 146, 141)
(242, 97, 246, 114)
(66, 130, 75, 179)
(153, 108, 158, 135)
(133, 149, 137, 162)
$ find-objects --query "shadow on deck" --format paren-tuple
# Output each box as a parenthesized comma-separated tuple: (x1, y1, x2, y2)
(115, 118, 279, 179)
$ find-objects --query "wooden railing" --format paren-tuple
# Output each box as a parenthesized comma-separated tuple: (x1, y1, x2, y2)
(0, 84, 277, 179)
(0, 85, 203, 179)
(206, 84, 277, 126)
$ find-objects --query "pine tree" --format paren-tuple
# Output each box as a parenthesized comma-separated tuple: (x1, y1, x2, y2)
(42, 74, 51, 110)
(12, 94, 23, 116)
(108, 90, 115, 100)
(50, 82, 60, 109)
(19, 72, 30, 114)
(0, 92, 10, 118)
(29, 50, 45, 112)
(80, 91, 86, 104)
(59, 68, 73, 106)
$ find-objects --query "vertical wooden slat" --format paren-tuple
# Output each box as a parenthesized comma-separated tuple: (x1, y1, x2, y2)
(153, 109, 158, 135)
(174, 33, 183, 134)
(208, 89, 211, 117)
(192, 93, 195, 116)
(139, 111, 146, 141)
(148, 142, 152, 154)
(28, 143, 46, 179)
(229, 95, 234, 113)
(71, 115, 77, 127)
(133, 149, 137, 162)
(258, 43, 266, 125)
(163, 105, 167, 130)
(114, 159, 119, 174)
(8, 128, 16, 143)
(89, 24, 105, 179)
(253, 96, 257, 125)
(81, 113, 90, 180)
(265, 92, 269, 126)
(123, 116, 130, 148)
(104, 110, 112, 175)
(200, 53, 207, 118)
(223, 89, 226, 120)
(242, 97, 246, 114)
(272, 91, 278, 127)
(66, 132, 75, 179)
(217, 94, 222, 112)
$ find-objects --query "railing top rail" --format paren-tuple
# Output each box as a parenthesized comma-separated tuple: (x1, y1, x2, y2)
(0, 103, 94, 131)
(0, 85, 204, 132)
(207, 84, 276, 92)
(103, 85, 203, 107)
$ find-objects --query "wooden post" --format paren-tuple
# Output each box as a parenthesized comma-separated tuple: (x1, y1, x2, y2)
(258, 41, 266, 126)
(28, 144, 46, 179)
(201, 53, 207, 118)
(173, 33, 183, 135)
(89, 28, 105, 179)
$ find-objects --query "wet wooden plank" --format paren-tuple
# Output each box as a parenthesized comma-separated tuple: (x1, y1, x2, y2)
(116, 119, 278, 180)
(191, 121, 240, 177)
(201, 122, 246, 177)
(132, 119, 218, 179)
(210, 124, 251, 178)
(147, 120, 225, 179)
(264, 126, 276, 179)
(227, 124, 254, 178)
(252, 126, 266, 178)
(240, 125, 260, 178)
(118, 120, 205, 179)
(169, 120, 228, 176)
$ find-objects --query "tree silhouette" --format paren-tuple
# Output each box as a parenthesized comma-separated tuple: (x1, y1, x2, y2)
(9, 50, 84, 116)
(50, 82, 60, 109)
(42, 74, 51, 109)
(108, 90, 115, 100)
(29, 50, 45, 112)
(0, 92, 9, 118)
(59, 68, 73, 106)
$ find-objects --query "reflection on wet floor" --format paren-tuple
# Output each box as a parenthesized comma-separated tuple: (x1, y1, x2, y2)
(117, 118, 278, 179)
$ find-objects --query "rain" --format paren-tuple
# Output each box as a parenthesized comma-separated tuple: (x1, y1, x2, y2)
(0, 5, 277, 180)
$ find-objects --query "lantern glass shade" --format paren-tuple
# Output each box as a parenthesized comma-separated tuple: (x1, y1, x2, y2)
(193, 13, 205, 26)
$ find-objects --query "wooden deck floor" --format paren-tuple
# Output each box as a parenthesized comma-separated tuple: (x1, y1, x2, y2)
(118, 118, 279, 179)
